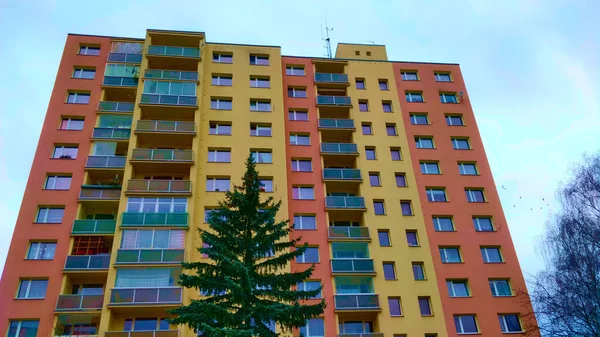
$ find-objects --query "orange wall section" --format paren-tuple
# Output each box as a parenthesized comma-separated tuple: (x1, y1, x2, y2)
(0, 35, 111, 334)
(391, 62, 539, 336)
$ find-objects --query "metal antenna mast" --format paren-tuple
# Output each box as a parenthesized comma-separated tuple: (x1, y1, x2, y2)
(321, 20, 333, 58)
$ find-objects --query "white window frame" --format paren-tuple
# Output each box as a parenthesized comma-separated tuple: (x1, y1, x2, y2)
(293, 186, 315, 200)
(213, 53, 233, 63)
(73, 68, 96, 79)
(447, 280, 469, 297)
(121, 229, 185, 249)
(420, 162, 440, 174)
(473, 217, 494, 232)
(455, 315, 479, 334)
(426, 189, 447, 202)
(67, 92, 90, 104)
(36, 207, 64, 223)
(250, 124, 272, 137)
(206, 178, 231, 192)
(294, 215, 316, 230)
(212, 75, 233, 86)
(490, 279, 512, 297)
(60, 117, 84, 130)
(7, 320, 39, 337)
(79, 46, 100, 55)
(481, 247, 503, 263)
(259, 179, 273, 192)
(415, 137, 434, 149)
(288, 87, 307, 98)
(291, 159, 312, 172)
(440, 93, 458, 103)
(452, 138, 471, 150)
(44, 176, 71, 190)
(286, 66, 305, 76)
(27, 242, 56, 260)
(466, 189, 485, 202)
(210, 99, 233, 110)
(297, 247, 320, 263)
(440, 247, 461, 263)
(207, 149, 231, 163)
(17, 279, 47, 299)
(250, 55, 269, 65)
(499, 314, 523, 333)
(209, 122, 232, 135)
(446, 115, 464, 126)
(458, 163, 478, 175)
(406, 92, 423, 102)
(410, 114, 428, 125)
(297, 281, 321, 298)
(435, 72, 452, 82)
(126, 197, 188, 213)
(433, 216, 454, 232)
(401, 71, 418, 81)
(250, 100, 272, 112)
(289, 110, 308, 121)
(290, 134, 310, 145)
(250, 77, 270, 88)
(52, 145, 78, 159)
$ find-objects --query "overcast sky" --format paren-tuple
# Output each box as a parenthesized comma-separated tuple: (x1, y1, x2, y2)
(0, 0, 598, 286)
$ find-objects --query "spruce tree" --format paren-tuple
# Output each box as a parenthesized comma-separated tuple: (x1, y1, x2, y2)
(169, 155, 325, 337)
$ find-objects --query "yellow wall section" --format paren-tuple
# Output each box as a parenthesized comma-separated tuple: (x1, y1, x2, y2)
(335, 44, 388, 61)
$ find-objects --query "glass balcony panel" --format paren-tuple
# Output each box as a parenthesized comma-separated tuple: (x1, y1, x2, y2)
(334, 294, 379, 310)
(328, 227, 369, 240)
(323, 169, 362, 180)
(315, 73, 349, 83)
(320, 143, 358, 154)
(121, 213, 189, 227)
(318, 118, 354, 129)
(317, 95, 352, 106)
(85, 156, 126, 168)
(98, 101, 134, 112)
(72, 220, 116, 234)
(325, 196, 366, 209)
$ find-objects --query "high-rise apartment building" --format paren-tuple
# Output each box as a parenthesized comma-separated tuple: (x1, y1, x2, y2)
(0, 29, 537, 337)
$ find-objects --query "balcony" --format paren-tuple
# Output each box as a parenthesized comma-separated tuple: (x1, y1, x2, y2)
(331, 259, 375, 274)
(121, 212, 188, 228)
(92, 128, 131, 140)
(79, 186, 121, 201)
(98, 101, 134, 113)
(109, 287, 182, 305)
(115, 249, 185, 264)
(108, 53, 143, 63)
(320, 143, 358, 155)
(72, 220, 116, 235)
(85, 156, 126, 169)
(318, 119, 355, 130)
(140, 94, 197, 107)
(136, 120, 195, 134)
(317, 96, 352, 106)
(325, 196, 366, 210)
(328, 227, 370, 241)
(323, 169, 362, 181)
(147, 45, 200, 58)
(145, 69, 198, 81)
(126, 179, 191, 195)
(106, 331, 179, 337)
(64, 255, 110, 271)
(334, 294, 380, 311)
(56, 294, 104, 311)
(131, 149, 193, 162)
(102, 76, 139, 87)
(315, 73, 349, 85)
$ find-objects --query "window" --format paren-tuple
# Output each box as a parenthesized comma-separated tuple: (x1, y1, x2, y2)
(362, 123, 373, 135)
(481, 247, 503, 263)
(369, 173, 381, 187)
(415, 137, 434, 149)
(286, 66, 305, 76)
(73, 68, 95, 79)
(210, 98, 233, 110)
(36, 207, 64, 223)
(250, 55, 269, 65)
(401, 71, 418, 81)
(458, 162, 478, 175)
(211, 75, 233, 86)
(420, 162, 440, 174)
(289, 110, 309, 121)
(383, 262, 396, 280)
(79, 45, 100, 55)
(121, 230, 185, 249)
(300, 318, 324, 337)
(390, 148, 402, 161)
(418, 297, 432, 316)
(454, 315, 478, 334)
(410, 114, 429, 125)
(250, 77, 270, 88)
(292, 186, 315, 200)
(401, 201, 413, 216)
(356, 79, 366, 89)
(104, 64, 140, 77)
(291, 159, 312, 172)
(126, 197, 187, 213)
(490, 279, 512, 297)
(296, 247, 319, 263)
(250, 100, 271, 112)
(115, 268, 180, 288)
(433, 216, 454, 232)
(209, 122, 232, 135)
(355, 51, 360, 55)
(426, 188, 447, 202)
(359, 100, 369, 112)
(378, 230, 390, 246)
(379, 80, 389, 90)
(250, 124, 272, 137)
(447, 280, 470, 297)
(67, 92, 90, 104)
(440, 93, 458, 103)
(290, 133, 310, 145)
(294, 215, 316, 230)
(412, 263, 425, 280)
(373, 201, 385, 215)
(382, 101, 393, 112)
(473, 217, 494, 232)
(465, 189, 485, 202)
(439, 247, 461, 263)
(451, 138, 471, 150)
(499, 314, 523, 333)
(208, 149, 231, 163)
(27, 242, 56, 260)
(206, 178, 230, 192)
(17, 279, 48, 299)
(213, 53, 233, 63)
(386, 124, 397, 136)
(435, 72, 452, 82)
(251, 150, 272, 163)
(288, 87, 307, 98)
(395, 173, 407, 187)
(388, 297, 402, 316)
(406, 231, 419, 246)
(60, 117, 84, 130)
(7, 320, 39, 337)
(365, 147, 376, 160)
(297, 281, 321, 298)
(446, 115, 464, 126)
(406, 92, 424, 102)
(260, 179, 273, 192)
(44, 176, 71, 190)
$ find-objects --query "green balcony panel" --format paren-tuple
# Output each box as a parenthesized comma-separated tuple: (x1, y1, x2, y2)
(92, 128, 131, 139)
(121, 212, 189, 227)
(331, 259, 375, 273)
(323, 169, 362, 180)
(85, 156, 126, 169)
(108, 53, 142, 63)
(56, 294, 104, 310)
(148, 45, 200, 58)
(71, 220, 116, 234)
(316, 95, 352, 106)
(328, 227, 370, 240)
(136, 120, 195, 133)
(144, 69, 198, 81)
(141, 94, 197, 106)
(109, 287, 182, 305)
(131, 149, 193, 162)
(315, 73, 349, 83)
(325, 196, 366, 209)
(103, 76, 139, 87)
(64, 255, 110, 270)
(116, 249, 184, 264)
(318, 119, 355, 129)
(97, 101, 134, 112)
(334, 294, 380, 310)
(320, 143, 358, 154)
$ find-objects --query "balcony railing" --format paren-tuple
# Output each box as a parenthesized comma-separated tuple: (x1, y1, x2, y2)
(315, 73, 349, 83)
(79, 186, 121, 200)
(86, 156, 126, 169)
(145, 69, 198, 81)
(136, 120, 195, 133)
(320, 143, 358, 154)
(115, 249, 185, 264)
(127, 180, 191, 194)
(131, 149, 193, 162)
(318, 119, 355, 129)
(334, 294, 380, 310)
(92, 128, 131, 139)
(328, 227, 370, 240)
(323, 169, 362, 180)
(121, 212, 189, 227)
(148, 45, 200, 58)
(64, 255, 110, 270)
(105, 330, 179, 337)
(109, 287, 182, 305)
(316, 96, 352, 106)
(141, 94, 197, 106)
(56, 294, 104, 311)
(325, 196, 366, 209)
(339, 333, 384, 337)
(103, 76, 139, 87)
(331, 259, 375, 273)
(98, 101, 134, 112)
(72, 220, 116, 235)
(108, 53, 143, 63)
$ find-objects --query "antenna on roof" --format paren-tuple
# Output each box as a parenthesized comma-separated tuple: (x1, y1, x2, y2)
(321, 19, 333, 58)
(368, 40, 375, 45)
